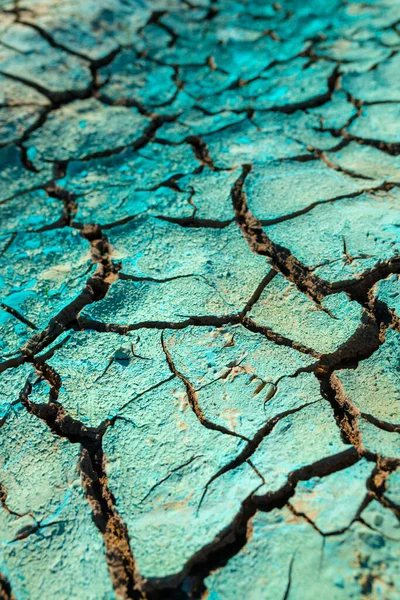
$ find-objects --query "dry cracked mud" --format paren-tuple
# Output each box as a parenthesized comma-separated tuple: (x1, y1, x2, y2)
(0, 0, 399, 599)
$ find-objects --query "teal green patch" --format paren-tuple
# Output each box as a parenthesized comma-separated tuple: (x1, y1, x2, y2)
(0, 409, 114, 600)
(25, 99, 150, 168)
(341, 328, 400, 425)
(103, 378, 256, 579)
(0, 23, 91, 93)
(348, 104, 400, 145)
(245, 160, 369, 221)
(1, 0, 399, 596)
(268, 193, 399, 281)
(251, 402, 347, 494)
(206, 503, 400, 599)
(249, 275, 363, 354)
(292, 460, 372, 532)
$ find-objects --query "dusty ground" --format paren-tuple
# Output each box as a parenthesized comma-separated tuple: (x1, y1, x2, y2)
(0, 0, 399, 598)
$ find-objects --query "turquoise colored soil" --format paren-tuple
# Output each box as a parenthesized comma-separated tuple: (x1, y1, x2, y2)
(0, 1, 399, 599)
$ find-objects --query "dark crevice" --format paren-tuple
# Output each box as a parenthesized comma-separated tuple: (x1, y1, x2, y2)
(156, 215, 234, 228)
(19, 369, 145, 600)
(139, 455, 202, 504)
(317, 372, 363, 449)
(146, 448, 361, 596)
(70, 312, 320, 359)
(0, 302, 37, 329)
(283, 554, 295, 600)
(231, 164, 331, 303)
(119, 272, 202, 284)
(361, 412, 400, 434)
(239, 269, 277, 316)
(0, 571, 16, 600)
(16, 19, 95, 63)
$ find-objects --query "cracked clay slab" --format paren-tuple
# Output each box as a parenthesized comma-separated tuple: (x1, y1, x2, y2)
(0, 0, 399, 599)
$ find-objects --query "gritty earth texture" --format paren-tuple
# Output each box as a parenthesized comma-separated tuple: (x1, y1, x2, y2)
(0, 0, 399, 599)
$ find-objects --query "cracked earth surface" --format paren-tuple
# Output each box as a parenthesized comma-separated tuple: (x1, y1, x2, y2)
(0, 0, 399, 598)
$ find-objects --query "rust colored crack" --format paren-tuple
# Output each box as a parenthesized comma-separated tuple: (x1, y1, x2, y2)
(0, 183, 123, 380)
(317, 307, 388, 375)
(316, 372, 363, 449)
(231, 164, 330, 302)
(155, 181, 394, 231)
(80, 447, 146, 600)
(241, 316, 320, 357)
(19, 372, 146, 600)
(0, 571, 15, 600)
(2, 10, 400, 598)
(361, 412, 400, 434)
(316, 149, 374, 181)
(254, 447, 361, 510)
(286, 496, 373, 538)
(20, 203, 120, 358)
(184, 135, 221, 171)
(367, 458, 400, 520)
(145, 448, 361, 596)
(239, 269, 277, 316)
(74, 313, 237, 335)
(73, 311, 319, 358)
(143, 495, 258, 596)
(329, 257, 400, 302)
(36, 181, 79, 230)
(0, 484, 23, 518)
(342, 132, 400, 157)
